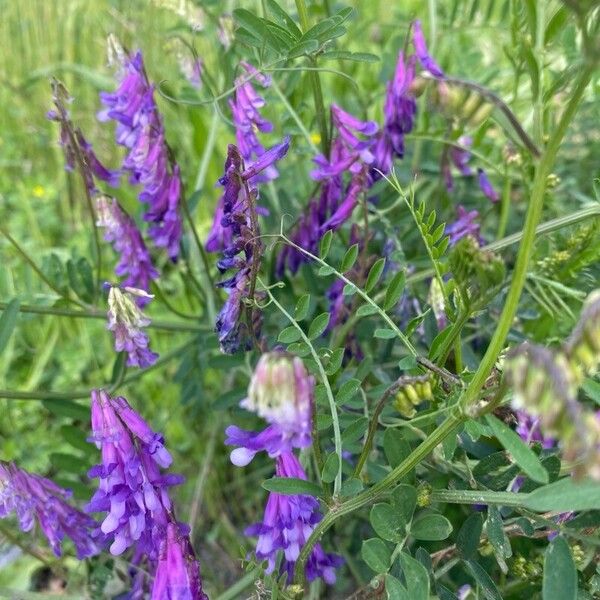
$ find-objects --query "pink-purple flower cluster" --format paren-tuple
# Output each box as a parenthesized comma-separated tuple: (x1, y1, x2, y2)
(86, 389, 182, 558)
(107, 285, 158, 368)
(226, 352, 342, 584)
(445, 205, 481, 246)
(214, 139, 289, 354)
(99, 51, 183, 260)
(97, 197, 158, 302)
(0, 461, 100, 559)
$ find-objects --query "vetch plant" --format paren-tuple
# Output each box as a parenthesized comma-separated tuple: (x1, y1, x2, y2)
(0, 1, 599, 598)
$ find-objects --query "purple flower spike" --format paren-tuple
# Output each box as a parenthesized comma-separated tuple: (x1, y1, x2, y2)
(452, 136, 473, 176)
(107, 285, 158, 367)
(412, 20, 445, 78)
(478, 168, 500, 203)
(151, 522, 208, 600)
(86, 389, 184, 560)
(515, 409, 555, 449)
(246, 452, 343, 584)
(214, 141, 288, 353)
(445, 205, 481, 246)
(0, 461, 100, 559)
(97, 197, 158, 302)
(99, 50, 183, 260)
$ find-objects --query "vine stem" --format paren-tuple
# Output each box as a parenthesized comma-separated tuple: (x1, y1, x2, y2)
(258, 277, 343, 496)
(294, 0, 330, 156)
(293, 64, 594, 588)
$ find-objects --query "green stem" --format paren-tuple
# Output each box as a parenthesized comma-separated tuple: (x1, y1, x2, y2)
(260, 277, 342, 496)
(214, 568, 261, 600)
(293, 66, 593, 587)
(0, 302, 210, 332)
(194, 107, 219, 192)
(496, 166, 511, 239)
(458, 65, 593, 412)
(430, 488, 525, 507)
(294, 0, 330, 156)
(0, 226, 85, 308)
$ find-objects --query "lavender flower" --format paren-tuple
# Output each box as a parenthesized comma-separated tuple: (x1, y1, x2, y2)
(246, 451, 343, 584)
(99, 50, 183, 260)
(445, 205, 481, 246)
(0, 461, 99, 559)
(86, 389, 183, 559)
(214, 139, 289, 354)
(229, 62, 278, 184)
(442, 136, 473, 192)
(515, 409, 555, 449)
(151, 522, 208, 600)
(278, 108, 376, 276)
(48, 82, 119, 194)
(107, 285, 158, 367)
(373, 51, 417, 174)
(97, 196, 158, 301)
(478, 168, 500, 203)
(412, 20, 445, 78)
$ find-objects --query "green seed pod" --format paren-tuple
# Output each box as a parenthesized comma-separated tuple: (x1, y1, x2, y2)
(393, 375, 435, 418)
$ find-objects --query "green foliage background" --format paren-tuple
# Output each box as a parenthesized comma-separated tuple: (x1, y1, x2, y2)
(0, 0, 599, 598)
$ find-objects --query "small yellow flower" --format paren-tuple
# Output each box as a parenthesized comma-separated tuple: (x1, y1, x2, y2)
(310, 132, 321, 145)
(32, 185, 45, 198)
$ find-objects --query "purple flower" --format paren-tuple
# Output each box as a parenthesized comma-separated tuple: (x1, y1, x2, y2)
(229, 62, 277, 184)
(97, 197, 158, 302)
(478, 168, 500, 203)
(0, 461, 100, 559)
(214, 139, 289, 353)
(245, 452, 343, 584)
(445, 205, 481, 246)
(86, 389, 183, 560)
(48, 98, 120, 195)
(515, 409, 555, 449)
(412, 20, 444, 78)
(99, 50, 183, 260)
(107, 285, 158, 367)
(373, 51, 417, 174)
(443, 136, 474, 192)
(151, 522, 208, 600)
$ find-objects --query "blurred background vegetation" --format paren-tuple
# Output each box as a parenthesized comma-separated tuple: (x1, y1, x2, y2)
(0, 0, 598, 597)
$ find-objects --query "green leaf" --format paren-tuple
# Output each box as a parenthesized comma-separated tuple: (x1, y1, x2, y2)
(365, 258, 386, 293)
(410, 514, 452, 541)
(343, 283, 357, 296)
(341, 416, 368, 443)
(110, 351, 127, 384)
(543, 536, 577, 600)
(318, 265, 335, 276)
(356, 304, 379, 317)
(308, 312, 330, 339)
(319, 230, 333, 258)
(374, 328, 396, 339)
(266, 0, 302, 38)
(0, 298, 20, 354)
(294, 294, 310, 321)
(361, 538, 391, 573)
(340, 244, 359, 272)
(465, 560, 503, 600)
(384, 271, 406, 310)
(286, 341, 311, 357)
(544, 7, 568, 44)
(456, 513, 483, 560)
(321, 453, 340, 483)
(582, 378, 600, 406)
(384, 429, 412, 472)
(50, 451, 85, 472)
(524, 477, 600, 512)
(262, 477, 322, 497)
(370, 503, 406, 542)
(287, 39, 319, 58)
(398, 552, 429, 600)
(486, 506, 512, 560)
(336, 378, 361, 405)
(385, 574, 407, 599)
(325, 347, 344, 375)
(391, 485, 417, 524)
(485, 414, 549, 484)
(67, 257, 94, 303)
(232, 9, 284, 52)
(60, 424, 93, 454)
(278, 326, 302, 344)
